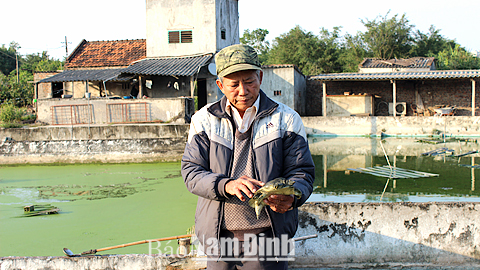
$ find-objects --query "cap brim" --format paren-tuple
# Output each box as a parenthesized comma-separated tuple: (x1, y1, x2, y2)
(217, 63, 262, 77)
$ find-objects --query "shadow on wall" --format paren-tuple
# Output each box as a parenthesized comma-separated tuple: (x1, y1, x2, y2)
(292, 202, 480, 268)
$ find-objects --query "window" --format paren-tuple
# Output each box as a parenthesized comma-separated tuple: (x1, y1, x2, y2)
(221, 29, 226, 40)
(274, 90, 282, 96)
(169, 30, 193, 44)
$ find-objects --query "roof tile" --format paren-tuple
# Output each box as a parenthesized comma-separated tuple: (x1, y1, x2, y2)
(65, 39, 146, 68)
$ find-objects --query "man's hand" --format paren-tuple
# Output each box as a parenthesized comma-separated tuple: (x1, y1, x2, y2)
(225, 175, 264, 201)
(263, 194, 294, 214)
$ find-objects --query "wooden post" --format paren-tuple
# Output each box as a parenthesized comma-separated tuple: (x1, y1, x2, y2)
(391, 80, 397, 116)
(323, 155, 327, 188)
(472, 79, 476, 116)
(322, 82, 327, 117)
(139, 76, 144, 99)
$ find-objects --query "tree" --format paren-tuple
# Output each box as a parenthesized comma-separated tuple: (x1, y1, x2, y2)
(411, 25, 456, 57)
(360, 12, 414, 59)
(339, 33, 368, 72)
(0, 42, 20, 75)
(267, 26, 324, 76)
(22, 51, 63, 72)
(436, 44, 480, 70)
(240, 28, 270, 64)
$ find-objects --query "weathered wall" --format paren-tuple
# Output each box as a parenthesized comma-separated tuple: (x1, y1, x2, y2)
(146, 0, 238, 57)
(34, 72, 60, 99)
(0, 124, 189, 164)
(302, 116, 480, 137)
(262, 67, 295, 111)
(3, 203, 480, 269)
(306, 78, 480, 116)
(0, 254, 205, 270)
(36, 97, 194, 125)
(326, 95, 374, 116)
(294, 202, 480, 268)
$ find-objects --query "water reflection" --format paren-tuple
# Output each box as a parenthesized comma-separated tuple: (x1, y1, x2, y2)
(307, 137, 480, 203)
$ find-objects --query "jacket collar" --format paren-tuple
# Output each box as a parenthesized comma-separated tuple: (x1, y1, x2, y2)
(207, 90, 278, 119)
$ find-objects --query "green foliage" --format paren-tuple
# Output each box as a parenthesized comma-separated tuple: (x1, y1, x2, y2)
(240, 28, 270, 64)
(0, 42, 19, 75)
(436, 44, 480, 70)
(267, 26, 325, 75)
(360, 12, 414, 59)
(0, 102, 24, 128)
(0, 43, 63, 107)
(410, 25, 456, 57)
(241, 12, 474, 75)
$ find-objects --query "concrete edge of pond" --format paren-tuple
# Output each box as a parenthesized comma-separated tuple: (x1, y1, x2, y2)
(3, 202, 480, 269)
(294, 201, 480, 268)
(1, 254, 479, 270)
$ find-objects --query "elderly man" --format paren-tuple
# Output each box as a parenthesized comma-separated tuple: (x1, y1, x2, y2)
(182, 44, 314, 269)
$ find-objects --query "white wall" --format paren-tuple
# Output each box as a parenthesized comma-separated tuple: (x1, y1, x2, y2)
(146, 0, 239, 57)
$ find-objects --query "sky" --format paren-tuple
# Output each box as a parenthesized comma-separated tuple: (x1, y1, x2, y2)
(1, 0, 479, 60)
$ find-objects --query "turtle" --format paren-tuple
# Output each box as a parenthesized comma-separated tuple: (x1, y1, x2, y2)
(248, 177, 302, 219)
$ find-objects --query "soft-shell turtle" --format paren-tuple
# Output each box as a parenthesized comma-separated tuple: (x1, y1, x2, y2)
(248, 177, 302, 219)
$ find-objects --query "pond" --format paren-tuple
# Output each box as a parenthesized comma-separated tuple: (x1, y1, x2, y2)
(0, 163, 197, 257)
(309, 136, 480, 202)
(1, 137, 480, 257)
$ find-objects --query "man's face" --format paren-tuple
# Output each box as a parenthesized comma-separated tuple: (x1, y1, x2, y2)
(216, 70, 263, 116)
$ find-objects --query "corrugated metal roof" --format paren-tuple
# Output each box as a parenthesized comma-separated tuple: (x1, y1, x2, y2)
(38, 68, 133, 83)
(359, 57, 435, 69)
(123, 54, 213, 76)
(309, 70, 480, 81)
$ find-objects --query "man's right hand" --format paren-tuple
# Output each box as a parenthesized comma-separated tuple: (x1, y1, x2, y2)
(225, 175, 264, 201)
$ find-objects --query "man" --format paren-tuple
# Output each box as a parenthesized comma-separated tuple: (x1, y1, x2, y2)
(181, 44, 314, 269)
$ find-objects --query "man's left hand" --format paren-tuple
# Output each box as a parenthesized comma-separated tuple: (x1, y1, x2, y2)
(263, 194, 294, 214)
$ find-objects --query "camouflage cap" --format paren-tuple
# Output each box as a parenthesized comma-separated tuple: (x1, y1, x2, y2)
(215, 44, 262, 77)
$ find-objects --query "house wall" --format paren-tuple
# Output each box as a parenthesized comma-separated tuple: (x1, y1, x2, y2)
(146, 0, 239, 57)
(206, 77, 222, 106)
(148, 76, 192, 98)
(34, 72, 60, 99)
(294, 68, 307, 115)
(66, 81, 132, 99)
(306, 78, 480, 116)
(262, 67, 295, 111)
(35, 97, 194, 125)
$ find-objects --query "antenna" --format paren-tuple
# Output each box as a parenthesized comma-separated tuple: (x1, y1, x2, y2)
(61, 36, 72, 58)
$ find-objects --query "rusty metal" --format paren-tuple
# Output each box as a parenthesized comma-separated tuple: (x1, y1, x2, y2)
(106, 102, 149, 123)
(51, 104, 92, 125)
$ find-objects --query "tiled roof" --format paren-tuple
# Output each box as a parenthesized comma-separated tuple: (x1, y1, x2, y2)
(65, 39, 146, 68)
(359, 57, 435, 69)
(122, 54, 213, 76)
(309, 70, 480, 81)
(38, 68, 133, 83)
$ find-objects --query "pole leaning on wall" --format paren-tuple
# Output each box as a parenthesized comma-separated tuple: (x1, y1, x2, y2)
(322, 81, 327, 117)
(472, 79, 476, 117)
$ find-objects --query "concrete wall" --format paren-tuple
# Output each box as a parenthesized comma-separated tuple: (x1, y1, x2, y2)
(326, 95, 374, 116)
(261, 66, 307, 116)
(3, 203, 480, 269)
(0, 124, 189, 164)
(294, 202, 480, 268)
(302, 116, 480, 137)
(36, 97, 194, 125)
(146, 0, 239, 57)
(34, 72, 60, 99)
(0, 254, 205, 270)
